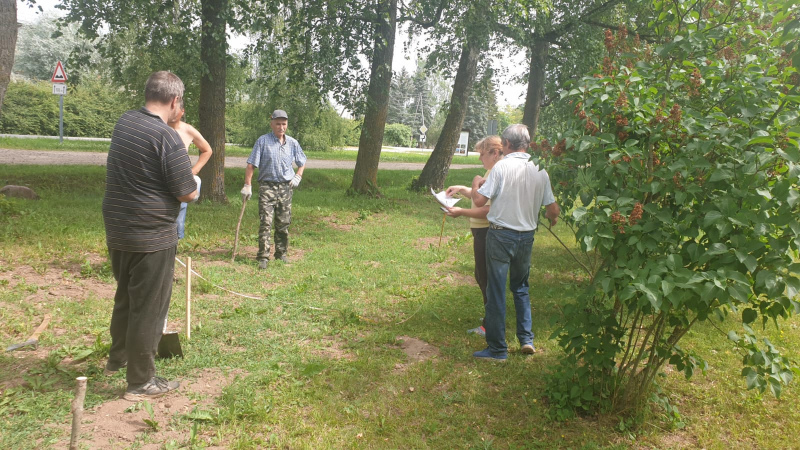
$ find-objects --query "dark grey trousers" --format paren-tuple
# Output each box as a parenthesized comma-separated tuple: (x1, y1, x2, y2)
(108, 247, 175, 386)
(472, 227, 489, 327)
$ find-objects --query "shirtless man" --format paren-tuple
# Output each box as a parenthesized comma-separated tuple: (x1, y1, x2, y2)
(168, 99, 213, 239)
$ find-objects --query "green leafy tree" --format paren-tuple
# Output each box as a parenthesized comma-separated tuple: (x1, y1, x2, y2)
(388, 67, 415, 126)
(410, 0, 493, 191)
(12, 13, 99, 83)
(61, 0, 247, 203)
(383, 122, 413, 147)
(496, 0, 629, 137)
(540, 0, 800, 419)
(0, 0, 29, 117)
(462, 70, 499, 149)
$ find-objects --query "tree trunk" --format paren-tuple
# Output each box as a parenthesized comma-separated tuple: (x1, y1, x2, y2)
(521, 39, 548, 138)
(0, 0, 18, 117)
(349, 0, 396, 196)
(411, 38, 480, 192)
(198, 0, 228, 204)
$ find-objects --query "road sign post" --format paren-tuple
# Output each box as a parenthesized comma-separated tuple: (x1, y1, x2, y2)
(51, 62, 68, 144)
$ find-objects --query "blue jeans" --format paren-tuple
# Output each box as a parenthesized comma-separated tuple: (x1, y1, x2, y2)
(176, 202, 188, 239)
(484, 228, 535, 355)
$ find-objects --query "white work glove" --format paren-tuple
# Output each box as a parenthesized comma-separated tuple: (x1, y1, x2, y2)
(290, 174, 302, 188)
(241, 184, 252, 200)
(190, 175, 201, 203)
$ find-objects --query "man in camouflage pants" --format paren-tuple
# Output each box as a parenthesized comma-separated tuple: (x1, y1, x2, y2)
(241, 109, 307, 270)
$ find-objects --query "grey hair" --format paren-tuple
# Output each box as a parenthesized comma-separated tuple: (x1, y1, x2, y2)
(144, 71, 184, 104)
(501, 124, 530, 152)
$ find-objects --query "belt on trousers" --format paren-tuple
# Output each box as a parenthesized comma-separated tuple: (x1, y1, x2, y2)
(260, 180, 290, 186)
(489, 223, 532, 232)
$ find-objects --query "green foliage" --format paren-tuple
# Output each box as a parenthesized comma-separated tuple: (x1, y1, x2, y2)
(541, 0, 800, 418)
(0, 82, 59, 135)
(0, 195, 20, 220)
(0, 80, 131, 137)
(13, 14, 101, 83)
(383, 123, 413, 147)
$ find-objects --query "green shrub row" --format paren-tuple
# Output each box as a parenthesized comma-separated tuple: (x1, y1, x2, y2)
(0, 79, 363, 151)
(0, 79, 133, 138)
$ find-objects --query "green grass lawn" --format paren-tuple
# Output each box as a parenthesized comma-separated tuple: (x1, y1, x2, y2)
(0, 136, 481, 164)
(0, 165, 798, 448)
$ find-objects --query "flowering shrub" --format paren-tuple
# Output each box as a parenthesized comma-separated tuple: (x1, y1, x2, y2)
(538, 0, 800, 419)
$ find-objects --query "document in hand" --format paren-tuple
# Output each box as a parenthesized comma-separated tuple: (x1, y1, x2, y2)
(431, 188, 461, 212)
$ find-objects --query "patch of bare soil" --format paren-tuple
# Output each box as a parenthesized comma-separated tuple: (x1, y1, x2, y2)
(320, 214, 355, 231)
(304, 335, 357, 361)
(202, 245, 307, 265)
(0, 259, 115, 306)
(58, 368, 245, 449)
(0, 256, 116, 344)
(415, 236, 454, 250)
(394, 336, 439, 372)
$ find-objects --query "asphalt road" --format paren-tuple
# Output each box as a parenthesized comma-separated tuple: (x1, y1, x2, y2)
(0, 149, 482, 171)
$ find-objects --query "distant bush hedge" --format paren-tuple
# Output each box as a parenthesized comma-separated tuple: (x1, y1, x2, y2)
(383, 123, 412, 147)
(227, 100, 359, 152)
(0, 79, 132, 137)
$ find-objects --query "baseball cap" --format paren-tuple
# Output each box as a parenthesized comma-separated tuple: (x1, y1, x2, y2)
(271, 109, 289, 120)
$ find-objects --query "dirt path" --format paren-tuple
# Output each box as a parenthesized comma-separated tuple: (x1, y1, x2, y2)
(0, 149, 482, 171)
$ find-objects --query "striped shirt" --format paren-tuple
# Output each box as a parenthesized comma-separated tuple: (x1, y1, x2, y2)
(247, 132, 306, 183)
(102, 108, 196, 252)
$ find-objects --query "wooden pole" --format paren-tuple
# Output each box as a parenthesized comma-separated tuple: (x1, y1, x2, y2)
(438, 213, 447, 248)
(231, 197, 248, 262)
(69, 376, 88, 450)
(186, 256, 191, 340)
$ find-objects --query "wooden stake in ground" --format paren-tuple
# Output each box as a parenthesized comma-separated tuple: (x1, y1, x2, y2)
(438, 212, 447, 248)
(186, 256, 192, 340)
(69, 376, 87, 450)
(231, 196, 248, 262)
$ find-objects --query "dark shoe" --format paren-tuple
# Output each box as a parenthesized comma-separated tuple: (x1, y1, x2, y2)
(473, 348, 507, 362)
(258, 260, 268, 270)
(104, 360, 127, 376)
(521, 344, 536, 355)
(275, 254, 288, 263)
(122, 376, 179, 401)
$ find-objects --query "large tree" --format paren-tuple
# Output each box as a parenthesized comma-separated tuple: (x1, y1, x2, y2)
(0, 0, 20, 117)
(61, 0, 244, 203)
(197, 0, 228, 203)
(410, 0, 492, 191)
(294, 0, 447, 195)
(350, 0, 397, 195)
(497, 0, 629, 137)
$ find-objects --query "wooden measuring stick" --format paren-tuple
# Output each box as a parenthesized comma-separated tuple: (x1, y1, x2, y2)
(438, 212, 446, 248)
(69, 377, 87, 450)
(186, 256, 191, 340)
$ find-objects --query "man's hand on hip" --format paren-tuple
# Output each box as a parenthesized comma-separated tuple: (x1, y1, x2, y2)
(290, 174, 302, 188)
(241, 184, 252, 200)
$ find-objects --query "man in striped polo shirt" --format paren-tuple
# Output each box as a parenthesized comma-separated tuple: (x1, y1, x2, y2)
(241, 109, 307, 270)
(102, 71, 199, 400)
(471, 124, 560, 362)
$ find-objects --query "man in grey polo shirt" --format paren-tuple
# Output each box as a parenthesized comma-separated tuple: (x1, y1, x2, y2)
(471, 124, 560, 361)
(241, 109, 307, 270)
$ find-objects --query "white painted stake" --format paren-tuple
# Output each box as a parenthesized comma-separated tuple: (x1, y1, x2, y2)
(186, 256, 192, 340)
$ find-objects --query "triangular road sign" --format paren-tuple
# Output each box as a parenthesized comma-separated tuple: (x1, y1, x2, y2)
(51, 61, 67, 83)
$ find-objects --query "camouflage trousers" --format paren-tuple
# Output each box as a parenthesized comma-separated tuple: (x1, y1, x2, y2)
(257, 182, 293, 261)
